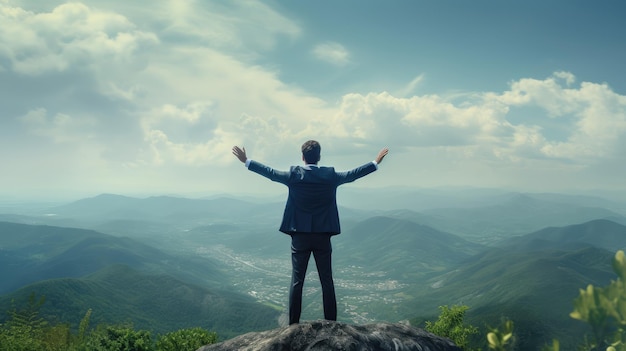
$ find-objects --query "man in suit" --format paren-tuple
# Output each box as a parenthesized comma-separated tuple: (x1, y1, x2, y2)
(232, 140, 389, 324)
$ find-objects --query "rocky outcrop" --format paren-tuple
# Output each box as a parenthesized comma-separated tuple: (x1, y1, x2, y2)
(197, 320, 462, 351)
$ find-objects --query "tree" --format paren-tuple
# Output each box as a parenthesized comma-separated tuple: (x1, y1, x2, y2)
(425, 304, 479, 351)
(0, 292, 49, 351)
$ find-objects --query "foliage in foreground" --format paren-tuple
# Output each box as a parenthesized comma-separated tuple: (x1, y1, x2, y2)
(486, 319, 515, 351)
(424, 250, 626, 351)
(425, 304, 479, 351)
(566, 250, 626, 351)
(0, 295, 218, 351)
(488, 250, 626, 351)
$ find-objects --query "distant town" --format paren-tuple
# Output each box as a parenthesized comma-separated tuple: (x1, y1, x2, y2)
(193, 244, 407, 324)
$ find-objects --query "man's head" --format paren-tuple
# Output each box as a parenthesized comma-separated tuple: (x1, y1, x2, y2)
(301, 140, 321, 164)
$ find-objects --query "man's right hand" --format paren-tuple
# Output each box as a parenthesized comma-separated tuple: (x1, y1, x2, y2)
(232, 146, 247, 163)
(375, 148, 389, 164)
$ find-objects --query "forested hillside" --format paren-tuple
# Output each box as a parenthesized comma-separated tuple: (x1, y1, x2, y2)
(0, 264, 279, 338)
(0, 221, 280, 339)
(1, 192, 625, 349)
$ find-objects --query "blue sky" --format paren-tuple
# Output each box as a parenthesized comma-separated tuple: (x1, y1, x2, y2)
(1, 0, 625, 200)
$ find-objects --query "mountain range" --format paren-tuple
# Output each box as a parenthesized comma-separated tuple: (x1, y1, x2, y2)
(0, 264, 278, 339)
(1, 191, 625, 348)
(385, 193, 623, 241)
(404, 220, 625, 349)
(0, 221, 280, 338)
(335, 216, 485, 280)
(0, 221, 225, 294)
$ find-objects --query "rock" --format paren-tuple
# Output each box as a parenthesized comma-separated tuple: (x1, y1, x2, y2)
(197, 320, 462, 351)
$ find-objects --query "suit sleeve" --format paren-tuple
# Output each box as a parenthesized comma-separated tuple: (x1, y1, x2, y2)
(247, 160, 290, 185)
(335, 162, 377, 186)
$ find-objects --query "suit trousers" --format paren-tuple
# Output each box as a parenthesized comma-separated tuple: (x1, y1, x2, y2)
(289, 233, 337, 324)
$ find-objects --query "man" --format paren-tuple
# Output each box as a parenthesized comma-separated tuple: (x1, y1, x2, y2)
(232, 140, 388, 325)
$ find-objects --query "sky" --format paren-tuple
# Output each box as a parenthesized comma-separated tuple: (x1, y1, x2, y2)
(1, 0, 626, 201)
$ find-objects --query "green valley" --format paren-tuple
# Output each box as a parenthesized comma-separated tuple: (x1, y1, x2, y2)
(1, 190, 625, 348)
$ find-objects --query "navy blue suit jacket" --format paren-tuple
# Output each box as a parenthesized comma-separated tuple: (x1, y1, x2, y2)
(248, 160, 377, 235)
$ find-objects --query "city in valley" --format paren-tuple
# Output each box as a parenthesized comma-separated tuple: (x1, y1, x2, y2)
(193, 243, 408, 324)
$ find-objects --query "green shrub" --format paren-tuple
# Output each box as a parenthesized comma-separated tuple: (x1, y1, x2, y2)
(425, 304, 480, 351)
(82, 325, 153, 351)
(156, 327, 218, 351)
(0, 295, 221, 351)
(43, 323, 72, 351)
(0, 323, 46, 351)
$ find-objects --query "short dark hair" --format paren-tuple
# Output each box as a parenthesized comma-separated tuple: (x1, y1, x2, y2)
(301, 140, 321, 164)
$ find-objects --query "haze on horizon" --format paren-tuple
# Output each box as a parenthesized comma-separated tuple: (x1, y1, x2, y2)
(1, 1, 625, 201)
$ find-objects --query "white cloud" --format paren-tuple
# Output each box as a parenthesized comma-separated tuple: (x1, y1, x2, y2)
(131, 44, 332, 161)
(495, 73, 582, 117)
(157, 0, 300, 53)
(491, 73, 626, 161)
(312, 42, 350, 66)
(397, 74, 425, 97)
(1, 2, 313, 170)
(1, 1, 625, 197)
(553, 71, 576, 86)
(325, 91, 511, 151)
(0, 3, 158, 75)
(19, 108, 97, 143)
(313, 72, 626, 169)
(140, 102, 221, 165)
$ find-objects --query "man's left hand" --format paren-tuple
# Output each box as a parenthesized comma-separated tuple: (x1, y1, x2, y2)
(375, 148, 389, 164)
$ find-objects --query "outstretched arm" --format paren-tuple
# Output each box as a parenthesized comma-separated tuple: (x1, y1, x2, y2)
(232, 145, 290, 185)
(232, 146, 247, 163)
(375, 147, 389, 164)
(336, 147, 390, 185)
